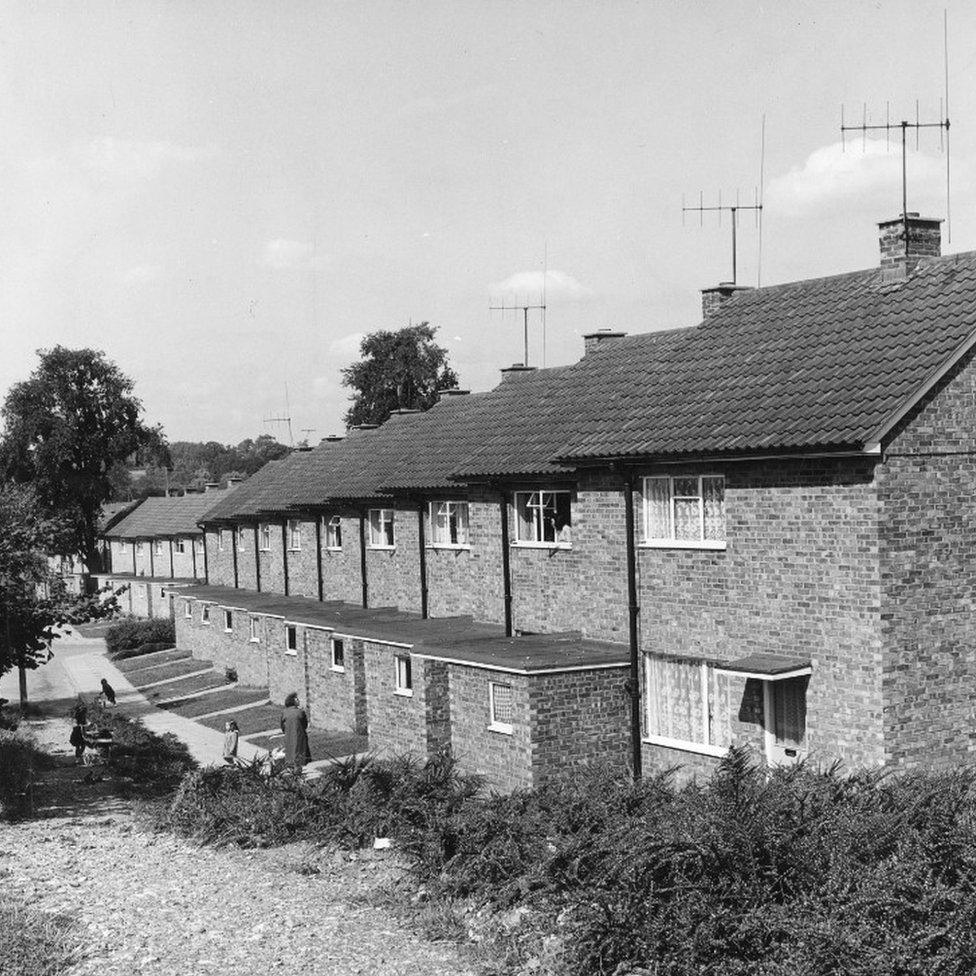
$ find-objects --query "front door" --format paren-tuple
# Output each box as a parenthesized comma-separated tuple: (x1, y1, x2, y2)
(764, 676, 808, 766)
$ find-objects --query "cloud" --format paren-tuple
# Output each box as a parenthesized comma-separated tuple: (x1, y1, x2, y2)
(71, 137, 216, 182)
(766, 139, 949, 217)
(261, 238, 325, 271)
(327, 332, 364, 363)
(490, 269, 594, 303)
(121, 263, 164, 284)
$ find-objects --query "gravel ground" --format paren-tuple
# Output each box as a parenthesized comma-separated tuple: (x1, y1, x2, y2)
(0, 720, 476, 976)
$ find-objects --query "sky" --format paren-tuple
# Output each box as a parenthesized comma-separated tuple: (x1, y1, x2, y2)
(2, 0, 975, 443)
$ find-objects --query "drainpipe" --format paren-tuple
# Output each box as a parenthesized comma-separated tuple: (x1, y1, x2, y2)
(131, 541, 137, 576)
(499, 493, 513, 637)
(232, 526, 239, 589)
(359, 511, 368, 609)
(201, 530, 209, 584)
(254, 524, 262, 593)
(169, 539, 175, 579)
(621, 468, 642, 782)
(281, 519, 290, 596)
(148, 540, 155, 578)
(191, 535, 198, 579)
(417, 501, 429, 618)
(315, 516, 324, 602)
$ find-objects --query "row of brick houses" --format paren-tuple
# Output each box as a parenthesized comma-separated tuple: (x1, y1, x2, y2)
(95, 214, 976, 789)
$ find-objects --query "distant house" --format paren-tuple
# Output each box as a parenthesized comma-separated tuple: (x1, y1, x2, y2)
(121, 213, 976, 789)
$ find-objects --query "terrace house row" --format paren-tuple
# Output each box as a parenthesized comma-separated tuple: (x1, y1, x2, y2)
(107, 214, 976, 789)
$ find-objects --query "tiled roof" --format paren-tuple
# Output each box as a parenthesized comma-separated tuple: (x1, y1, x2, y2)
(107, 489, 237, 538)
(558, 253, 976, 460)
(199, 454, 306, 521)
(97, 500, 142, 533)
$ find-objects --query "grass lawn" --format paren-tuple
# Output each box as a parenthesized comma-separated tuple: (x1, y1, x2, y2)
(247, 727, 367, 759)
(198, 703, 281, 734)
(115, 648, 191, 674)
(74, 620, 119, 638)
(0, 896, 77, 976)
(127, 659, 213, 688)
(142, 671, 230, 703)
(164, 686, 269, 717)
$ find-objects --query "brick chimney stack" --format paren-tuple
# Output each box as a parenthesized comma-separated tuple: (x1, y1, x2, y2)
(701, 282, 750, 320)
(583, 329, 627, 355)
(879, 213, 942, 282)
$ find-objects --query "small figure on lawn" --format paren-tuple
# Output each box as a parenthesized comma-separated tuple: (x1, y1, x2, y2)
(100, 678, 116, 706)
(69, 722, 87, 765)
(280, 692, 311, 772)
(223, 719, 239, 765)
(73, 698, 88, 726)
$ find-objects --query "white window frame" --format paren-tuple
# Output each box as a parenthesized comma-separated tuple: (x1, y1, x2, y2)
(285, 624, 299, 655)
(763, 678, 809, 765)
(330, 637, 345, 672)
(643, 656, 729, 759)
(249, 616, 260, 643)
(237, 525, 248, 550)
(512, 490, 572, 548)
(201, 604, 211, 624)
(394, 654, 413, 696)
(368, 509, 396, 549)
(428, 500, 471, 549)
(287, 519, 302, 551)
(641, 475, 726, 550)
(325, 515, 342, 551)
(223, 609, 233, 633)
(175, 538, 186, 554)
(184, 600, 192, 619)
(258, 523, 271, 551)
(153, 539, 164, 555)
(488, 680, 514, 734)
(135, 541, 144, 554)
(217, 529, 226, 552)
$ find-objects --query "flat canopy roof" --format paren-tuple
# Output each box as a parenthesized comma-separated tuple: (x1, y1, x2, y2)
(715, 653, 812, 681)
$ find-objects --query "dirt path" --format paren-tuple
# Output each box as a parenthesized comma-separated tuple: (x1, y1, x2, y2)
(1, 717, 475, 975)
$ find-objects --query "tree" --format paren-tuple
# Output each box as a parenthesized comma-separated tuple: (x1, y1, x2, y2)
(0, 484, 118, 700)
(0, 347, 164, 567)
(341, 323, 459, 427)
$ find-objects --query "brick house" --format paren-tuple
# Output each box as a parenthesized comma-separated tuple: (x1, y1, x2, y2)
(148, 213, 976, 787)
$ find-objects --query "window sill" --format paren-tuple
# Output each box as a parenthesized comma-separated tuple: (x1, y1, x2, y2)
(488, 722, 513, 735)
(640, 540, 727, 551)
(643, 734, 728, 759)
(287, 548, 302, 553)
(325, 547, 343, 553)
(367, 545, 396, 551)
(249, 638, 260, 644)
(331, 665, 346, 673)
(258, 548, 271, 553)
(224, 629, 233, 634)
(285, 649, 298, 657)
(511, 541, 572, 551)
(394, 688, 414, 698)
(427, 543, 472, 551)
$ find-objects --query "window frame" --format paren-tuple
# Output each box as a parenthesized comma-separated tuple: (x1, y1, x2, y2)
(249, 616, 260, 643)
(175, 537, 186, 554)
(512, 490, 572, 549)
(223, 609, 233, 633)
(325, 515, 342, 551)
(488, 680, 515, 734)
(643, 655, 729, 759)
(217, 529, 226, 552)
(287, 519, 302, 551)
(368, 509, 396, 550)
(184, 600, 192, 619)
(236, 525, 247, 550)
(135, 541, 144, 554)
(201, 604, 211, 624)
(285, 624, 299, 655)
(330, 637, 345, 672)
(394, 654, 413, 696)
(427, 500, 471, 549)
(258, 523, 271, 551)
(153, 539, 164, 556)
(641, 475, 727, 550)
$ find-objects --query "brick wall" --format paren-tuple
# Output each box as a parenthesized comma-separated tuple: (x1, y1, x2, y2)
(304, 630, 367, 733)
(365, 503, 423, 611)
(204, 528, 235, 587)
(880, 348, 976, 768)
(508, 471, 629, 640)
(286, 519, 319, 599)
(176, 599, 270, 686)
(256, 522, 285, 594)
(636, 457, 885, 772)
(529, 666, 631, 783)
(446, 664, 533, 790)
(362, 642, 426, 757)
(265, 617, 307, 704)
(321, 513, 365, 604)
(237, 522, 258, 590)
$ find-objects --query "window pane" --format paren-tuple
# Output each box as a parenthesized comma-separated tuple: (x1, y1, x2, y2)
(673, 477, 699, 498)
(383, 512, 395, 546)
(674, 497, 701, 541)
(455, 503, 469, 544)
(645, 478, 671, 539)
(645, 657, 705, 743)
(702, 477, 726, 541)
(491, 683, 515, 724)
(515, 494, 534, 542)
(369, 510, 381, 544)
(774, 679, 807, 749)
(553, 492, 571, 545)
(333, 639, 344, 668)
(434, 503, 449, 544)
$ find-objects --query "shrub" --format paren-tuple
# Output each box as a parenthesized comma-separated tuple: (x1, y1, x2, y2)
(104, 619, 175, 657)
(0, 895, 77, 976)
(0, 730, 54, 820)
(111, 640, 174, 661)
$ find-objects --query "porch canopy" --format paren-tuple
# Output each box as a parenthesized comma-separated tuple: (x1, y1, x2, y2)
(714, 653, 812, 682)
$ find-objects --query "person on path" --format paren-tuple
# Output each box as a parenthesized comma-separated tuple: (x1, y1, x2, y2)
(73, 699, 88, 726)
(280, 693, 311, 771)
(100, 678, 116, 706)
(69, 722, 87, 765)
(223, 720, 239, 765)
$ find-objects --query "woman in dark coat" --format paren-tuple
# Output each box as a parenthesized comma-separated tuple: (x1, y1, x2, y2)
(100, 678, 116, 706)
(280, 692, 311, 770)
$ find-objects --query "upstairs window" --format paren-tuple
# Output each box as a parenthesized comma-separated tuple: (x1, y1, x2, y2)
(488, 681, 515, 734)
(175, 538, 186, 554)
(223, 609, 233, 632)
(201, 604, 211, 624)
(286, 625, 298, 654)
(249, 616, 259, 642)
(429, 501, 470, 547)
(237, 526, 247, 550)
(259, 523, 271, 551)
(513, 491, 572, 547)
(643, 475, 726, 548)
(368, 509, 395, 548)
(184, 601, 192, 619)
(395, 654, 412, 695)
(135, 541, 144, 554)
(288, 519, 301, 551)
(217, 529, 226, 552)
(325, 515, 342, 550)
(153, 540, 164, 555)
(331, 637, 345, 671)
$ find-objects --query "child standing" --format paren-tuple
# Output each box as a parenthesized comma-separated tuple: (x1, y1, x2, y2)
(69, 722, 87, 765)
(223, 720, 239, 765)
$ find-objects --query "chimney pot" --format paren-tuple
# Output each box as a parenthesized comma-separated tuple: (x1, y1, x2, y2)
(878, 213, 942, 282)
(203, 482, 220, 493)
(583, 329, 627, 355)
